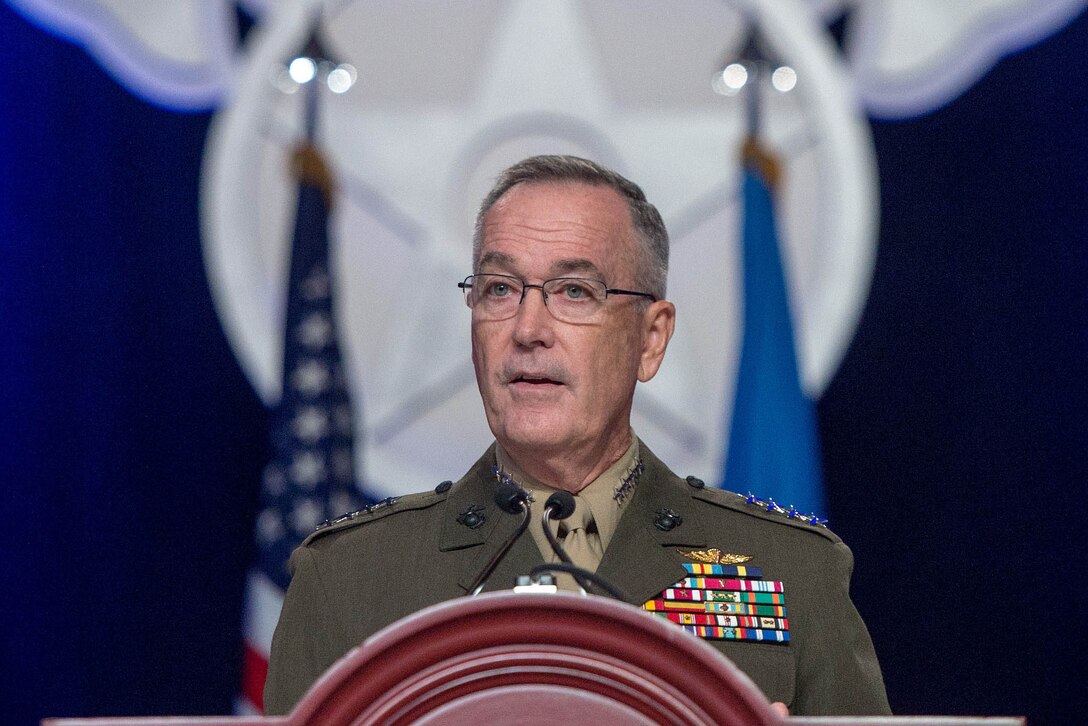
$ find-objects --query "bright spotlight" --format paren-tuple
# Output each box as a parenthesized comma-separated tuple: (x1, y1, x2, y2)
(288, 57, 317, 84)
(713, 62, 749, 96)
(327, 64, 357, 94)
(771, 65, 797, 92)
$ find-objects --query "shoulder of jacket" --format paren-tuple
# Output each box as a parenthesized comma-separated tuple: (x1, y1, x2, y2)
(299, 486, 450, 547)
(687, 479, 843, 545)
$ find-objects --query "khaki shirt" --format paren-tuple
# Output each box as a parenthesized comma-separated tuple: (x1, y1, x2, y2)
(495, 435, 641, 585)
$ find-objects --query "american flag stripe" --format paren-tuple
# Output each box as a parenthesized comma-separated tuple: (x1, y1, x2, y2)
(242, 641, 270, 713)
(244, 572, 286, 658)
(240, 571, 284, 711)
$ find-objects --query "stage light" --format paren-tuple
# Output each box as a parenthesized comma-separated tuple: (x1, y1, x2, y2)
(327, 64, 357, 94)
(772, 65, 797, 92)
(713, 62, 749, 96)
(289, 57, 317, 84)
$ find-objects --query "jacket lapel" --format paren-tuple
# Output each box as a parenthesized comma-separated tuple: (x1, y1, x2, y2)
(439, 447, 544, 593)
(596, 444, 710, 606)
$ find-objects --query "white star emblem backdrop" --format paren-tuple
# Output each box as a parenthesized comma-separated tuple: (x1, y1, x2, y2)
(8, 0, 1083, 498)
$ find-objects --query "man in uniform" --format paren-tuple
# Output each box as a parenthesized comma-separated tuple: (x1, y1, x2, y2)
(264, 155, 890, 716)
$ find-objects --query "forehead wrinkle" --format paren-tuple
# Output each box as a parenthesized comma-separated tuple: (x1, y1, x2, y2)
(477, 185, 635, 281)
(483, 192, 619, 241)
(501, 218, 614, 245)
(550, 258, 603, 279)
(477, 249, 606, 282)
(476, 253, 604, 282)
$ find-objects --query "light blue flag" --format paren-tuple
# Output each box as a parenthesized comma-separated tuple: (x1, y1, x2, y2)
(722, 157, 825, 517)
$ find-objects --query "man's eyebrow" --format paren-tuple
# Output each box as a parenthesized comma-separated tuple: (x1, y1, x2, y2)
(477, 251, 517, 271)
(551, 258, 604, 279)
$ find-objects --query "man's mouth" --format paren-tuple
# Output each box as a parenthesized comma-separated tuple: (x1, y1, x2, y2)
(501, 362, 568, 390)
(511, 375, 562, 386)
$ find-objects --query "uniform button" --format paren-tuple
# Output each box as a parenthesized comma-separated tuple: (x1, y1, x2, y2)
(435, 479, 453, 494)
(686, 475, 705, 489)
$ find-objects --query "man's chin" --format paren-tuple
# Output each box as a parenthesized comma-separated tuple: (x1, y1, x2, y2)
(493, 420, 572, 456)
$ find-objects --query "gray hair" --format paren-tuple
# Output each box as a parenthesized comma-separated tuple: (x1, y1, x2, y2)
(472, 155, 669, 299)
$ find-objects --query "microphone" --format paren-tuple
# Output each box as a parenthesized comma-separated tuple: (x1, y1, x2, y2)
(538, 490, 628, 601)
(495, 478, 532, 514)
(540, 490, 594, 593)
(544, 490, 576, 520)
(541, 491, 576, 568)
(466, 480, 532, 596)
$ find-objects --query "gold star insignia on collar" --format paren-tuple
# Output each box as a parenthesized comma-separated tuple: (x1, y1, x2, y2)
(679, 548, 752, 565)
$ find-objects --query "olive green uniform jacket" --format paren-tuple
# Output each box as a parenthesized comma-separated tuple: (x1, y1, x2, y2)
(264, 443, 890, 716)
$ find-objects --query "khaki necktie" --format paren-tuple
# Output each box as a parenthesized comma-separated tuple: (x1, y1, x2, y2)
(559, 501, 604, 575)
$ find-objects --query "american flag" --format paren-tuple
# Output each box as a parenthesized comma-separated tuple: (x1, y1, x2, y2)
(237, 135, 364, 713)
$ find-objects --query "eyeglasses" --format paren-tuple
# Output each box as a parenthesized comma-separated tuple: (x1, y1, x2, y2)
(458, 273, 656, 324)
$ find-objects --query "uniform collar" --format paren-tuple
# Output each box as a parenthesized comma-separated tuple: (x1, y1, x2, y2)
(438, 440, 711, 603)
(494, 433, 640, 556)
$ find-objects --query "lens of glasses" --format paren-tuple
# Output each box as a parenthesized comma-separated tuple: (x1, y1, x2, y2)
(462, 274, 609, 323)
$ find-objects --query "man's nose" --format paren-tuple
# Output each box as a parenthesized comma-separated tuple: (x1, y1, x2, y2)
(512, 284, 555, 347)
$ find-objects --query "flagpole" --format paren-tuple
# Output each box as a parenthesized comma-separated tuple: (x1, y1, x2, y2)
(720, 16, 825, 518)
(237, 21, 364, 714)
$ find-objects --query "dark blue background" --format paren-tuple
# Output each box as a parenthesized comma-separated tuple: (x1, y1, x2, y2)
(2, 4, 1085, 724)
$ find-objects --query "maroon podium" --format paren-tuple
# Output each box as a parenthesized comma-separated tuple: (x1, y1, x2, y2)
(44, 592, 1024, 725)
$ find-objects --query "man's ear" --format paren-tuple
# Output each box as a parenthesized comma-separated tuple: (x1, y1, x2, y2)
(637, 300, 676, 382)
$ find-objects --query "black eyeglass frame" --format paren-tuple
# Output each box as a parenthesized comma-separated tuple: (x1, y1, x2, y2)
(457, 273, 657, 309)
(456, 274, 657, 322)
